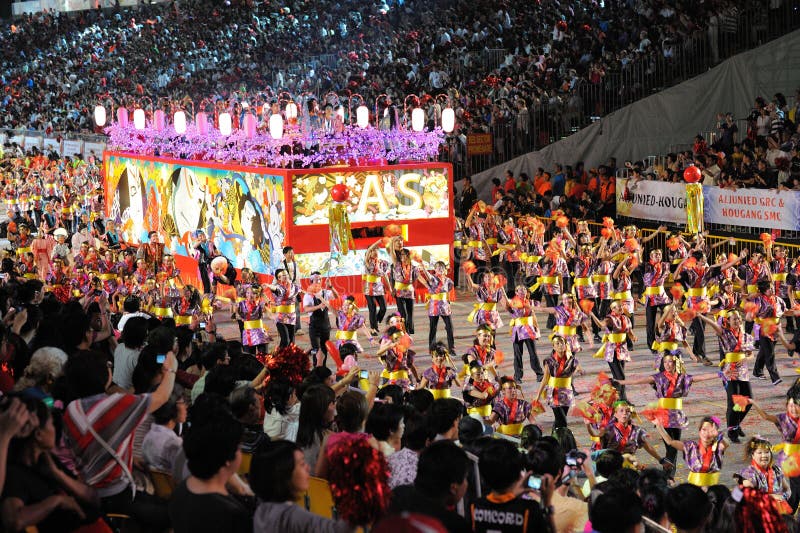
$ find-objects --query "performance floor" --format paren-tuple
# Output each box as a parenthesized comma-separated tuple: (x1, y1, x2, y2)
(216, 288, 795, 485)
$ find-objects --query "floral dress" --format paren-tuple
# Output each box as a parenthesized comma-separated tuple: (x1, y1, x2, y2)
(542, 354, 577, 408)
(651, 372, 693, 429)
(683, 439, 725, 487)
(335, 310, 366, 353)
(426, 275, 453, 317)
(421, 365, 458, 399)
(238, 299, 272, 347)
(363, 259, 389, 296)
(270, 283, 300, 326)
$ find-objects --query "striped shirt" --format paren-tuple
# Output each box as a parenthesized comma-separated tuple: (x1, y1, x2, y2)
(63, 392, 151, 497)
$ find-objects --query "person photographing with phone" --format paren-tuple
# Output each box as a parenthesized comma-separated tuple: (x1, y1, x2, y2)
(470, 439, 556, 533)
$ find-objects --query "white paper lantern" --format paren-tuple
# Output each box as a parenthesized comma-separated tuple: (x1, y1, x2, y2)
(219, 112, 232, 136)
(174, 111, 187, 134)
(442, 107, 455, 133)
(356, 105, 369, 128)
(411, 107, 425, 132)
(285, 102, 298, 120)
(94, 105, 106, 127)
(269, 113, 284, 140)
(133, 108, 146, 130)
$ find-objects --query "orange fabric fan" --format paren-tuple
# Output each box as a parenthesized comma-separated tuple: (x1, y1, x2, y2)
(462, 261, 477, 275)
(678, 309, 697, 322)
(628, 255, 640, 269)
(596, 371, 612, 385)
(493, 273, 507, 287)
(640, 408, 670, 426)
(397, 334, 413, 350)
(760, 232, 773, 245)
(530, 399, 546, 415)
(667, 236, 680, 251)
(693, 300, 711, 313)
(483, 205, 496, 216)
(570, 401, 598, 421)
(602, 217, 615, 228)
(762, 322, 779, 338)
(552, 209, 565, 219)
(495, 350, 505, 365)
(727, 252, 739, 262)
(601, 227, 613, 239)
(579, 299, 595, 314)
(510, 296, 526, 309)
(379, 236, 392, 247)
(743, 301, 760, 316)
(556, 215, 570, 228)
(670, 285, 685, 301)
(684, 257, 697, 269)
(782, 453, 800, 477)
(531, 219, 546, 235)
(624, 238, 640, 252)
(731, 395, 750, 412)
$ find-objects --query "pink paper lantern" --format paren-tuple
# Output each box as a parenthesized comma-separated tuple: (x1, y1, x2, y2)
(196, 112, 210, 135)
(243, 114, 257, 138)
(116, 107, 129, 128)
(153, 110, 166, 131)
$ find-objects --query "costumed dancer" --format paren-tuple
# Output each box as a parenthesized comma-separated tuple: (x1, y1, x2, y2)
(536, 240, 569, 330)
(674, 250, 715, 366)
(418, 342, 461, 399)
(573, 374, 618, 450)
(463, 203, 492, 283)
(463, 325, 499, 379)
(389, 247, 420, 334)
(643, 249, 672, 353)
(303, 271, 338, 367)
(192, 229, 216, 294)
(265, 268, 301, 347)
(536, 334, 582, 430)
(418, 260, 455, 352)
(45, 257, 72, 304)
(465, 270, 506, 331)
(172, 285, 201, 328)
(334, 295, 373, 355)
(588, 301, 636, 401)
(614, 352, 719, 468)
(538, 293, 591, 354)
(698, 310, 754, 442)
(506, 284, 543, 382)
(497, 217, 523, 294)
(489, 376, 538, 437)
(654, 416, 727, 489)
(652, 303, 694, 369)
(376, 325, 418, 390)
(236, 286, 273, 355)
(462, 361, 499, 421)
(362, 239, 391, 336)
(746, 279, 788, 385)
(736, 436, 792, 514)
(591, 400, 668, 470)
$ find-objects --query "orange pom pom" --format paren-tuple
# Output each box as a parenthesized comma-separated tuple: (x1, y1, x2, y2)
(760, 232, 773, 245)
(495, 349, 505, 365)
(743, 301, 760, 315)
(783, 453, 800, 477)
(763, 322, 779, 337)
(384, 224, 402, 237)
(628, 255, 640, 269)
(728, 252, 738, 262)
(670, 285, 685, 301)
(530, 399, 546, 415)
(640, 408, 670, 426)
(667, 236, 680, 251)
(579, 298, 595, 314)
(684, 257, 697, 269)
(462, 261, 477, 275)
(693, 300, 711, 313)
(601, 227, 613, 239)
(678, 309, 697, 322)
(556, 216, 569, 228)
(397, 334, 413, 350)
(603, 217, 615, 228)
(624, 238, 640, 252)
(570, 401, 597, 421)
(731, 395, 750, 412)
(510, 296, 526, 309)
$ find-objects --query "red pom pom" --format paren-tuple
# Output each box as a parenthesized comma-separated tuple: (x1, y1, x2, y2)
(760, 232, 773, 245)
(462, 261, 477, 275)
(684, 257, 697, 269)
(384, 224, 402, 238)
(579, 299, 595, 314)
(743, 301, 760, 316)
(670, 285, 685, 301)
(331, 183, 350, 202)
(667, 237, 680, 251)
(602, 217, 615, 228)
(678, 309, 697, 323)
(264, 344, 312, 386)
(556, 215, 569, 228)
(601, 227, 613, 239)
(683, 165, 702, 183)
(641, 408, 670, 426)
(624, 238, 639, 252)
(510, 296, 526, 309)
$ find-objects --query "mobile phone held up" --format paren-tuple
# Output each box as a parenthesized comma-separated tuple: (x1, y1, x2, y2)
(156, 354, 166, 364)
(359, 370, 369, 379)
(527, 476, 542, 490)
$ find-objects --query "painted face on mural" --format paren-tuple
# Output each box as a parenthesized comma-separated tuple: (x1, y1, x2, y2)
(171, 168, 203, 237)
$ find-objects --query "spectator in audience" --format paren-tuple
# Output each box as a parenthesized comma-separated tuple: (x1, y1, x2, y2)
(589, 488, 643, 533)
(263, 377, 301, 441)
(0, 397, 32, 500)
(389, 440, 471, 532)
(428, 398, 463, 441)
(366, 402, 405, 458)
(665, 483, 712, 533)
(229, 385, 270, 453)
(12, 347, 67, 401)
(527, 439, 589, 533)
(113, 316, 148, 391)
(190, 342, 231, 402)
(387, 408, 434, 489)
(251, 440, 353, 532)
(168, 407, 252, 533)
(296, 384, 336, 475)
(142, 388, 186, 473)
(62, 349, 175, 531)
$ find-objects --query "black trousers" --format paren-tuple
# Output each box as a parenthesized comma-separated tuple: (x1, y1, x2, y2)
(429, 315, 455, 351)
(545, 294, 558, 329)
(646, 304, 666, 352)
(513, 338, 542, 381)
(593, 299, 611, 336)
(503, 260, 520, 295)
(198, 264, 212, 294)
(690, 317, 706, 358)
(663, 428, 681, 466)
(726, 380, 752, 430)
(754, 336, 780, 381)
(552, 406, 569, 429)
(608, 359, 627, 401)
(397, 296, 415, 334)
(309, 324, 331, 366)
(365, 295, 386, 331)
(101, 486, 170, 532)
(276, 323, 296, 347)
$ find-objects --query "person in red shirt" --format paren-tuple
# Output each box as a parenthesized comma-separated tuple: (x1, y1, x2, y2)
(504, 170, 517, 193)
(491, 178, 504, 204)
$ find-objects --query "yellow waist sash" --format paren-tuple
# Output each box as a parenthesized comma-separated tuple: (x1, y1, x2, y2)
(776, 442, 800, 454)
(497, 422, 524, 436)
(99, 273, 116, 281)
(453, 240, 462, 249)
(794, 291, 800, 299)
(643, 286, 665, 296)
(468, 302, 497, 322)
(658, 398, 683, 410)
(723, 352, 746, 365)
(672, 258, 683, 265)
(336, 330, 357, 341)
(467, 240, 482, 248)
(613, 290, 633, 300)
(485, 238, 498, 246)
(22, 273, 37, 280)
(394, 281, 412, 291)
(553, 325, 577, 336)
(430, 388, 452, 399)
(747, 284, 759, 294)
(573, 277, 592, 287)
(590, 435, 601, 443)
(548, 376, 572, 388)
(521, 254, 542, 263)
(593, 332, 627, 359)
(687, 287, 707, 298)
(244, 319, 265, 330)
(592, 275, 611, 283)
(537, 276, 559, 285)
(362, 274, 381, 283)
(428, 293, 447, 301)
(175, 315, 193, 326)
(385, 370, 409, 381)
(510, 316, 536, 328)
(15, 247, 31, 255)
(467, 404, 493, 417)
(774, 273, 788, 282)
(652, 341, 679, 352)
(274, 305, 296, 314)
(687, 472, 720, 487)
(152, 306, 173, 318)
(756, 317, 780, 325)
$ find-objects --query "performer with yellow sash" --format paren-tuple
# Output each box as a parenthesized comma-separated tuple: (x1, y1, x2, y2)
(506, 285, 543, 382)
(655, 416, 727, 488)
(463, 325, 499, 379)
(592, 401, 669, 470)
(536, 335, 582, 430)
(376, 325, 418, 390)
(745, 279, 789, 384)
(497, 217, 523, 294)
(172, 284, 201, 327)
(265, 268, 302, 348)
(674, 249, 718, 366)
(418, 260, 455, 352)
(750, 387, 800, 510)
(235, 286, 272, 355)
(737, 437, 792, 515)
(768, 243, 794, 332)
(589, 301, 635, 401)
(334, 295, 373, 355)
(653, 303, 694, 369)
(538, 293, 591, 354)
(363, 239, 391, 336)
(465, 270, 506, 331)
(643, 249, 673, 354)
(390, 246, 420, 335)
(231, 268, 259, 334)
(462, 361, 499, 421)
(489, 377, 537, 436)
(613, 352, 719, 468)
(699, 310, 755, 442)
(418, 342, 461, 399)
